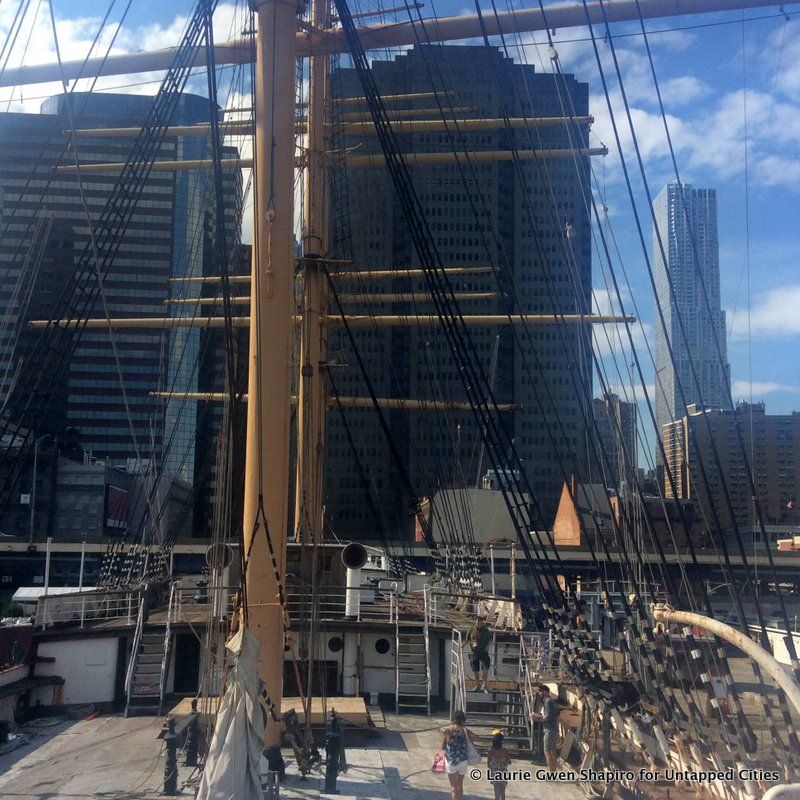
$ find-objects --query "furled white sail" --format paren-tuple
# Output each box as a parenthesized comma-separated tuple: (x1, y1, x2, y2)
(196, 626, 265, 800)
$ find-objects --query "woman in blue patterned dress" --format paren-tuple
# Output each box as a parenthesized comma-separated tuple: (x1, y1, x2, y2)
(441, 710, 478, 800)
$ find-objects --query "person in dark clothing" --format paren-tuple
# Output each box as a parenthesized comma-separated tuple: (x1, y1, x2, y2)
(533, 684, 559, 770)
(463, 616, 492, 692)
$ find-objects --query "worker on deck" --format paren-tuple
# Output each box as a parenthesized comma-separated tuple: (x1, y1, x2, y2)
(463, 615, 491, 693)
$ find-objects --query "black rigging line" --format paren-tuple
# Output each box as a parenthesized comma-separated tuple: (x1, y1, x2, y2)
(579, 0, 797, 764)
(336, 6, 770, 763)
(0, 0, 130, 329)
(0, 0, 34, 86)
(388, 4, 724, 752)
(96, 5, 251, 586)
(0, 0, 222, 502)
(342, 39, 656, 720)
(464, 16, 723, 744)
(506, 17, 752, 764)
(467, 4, 675, 608)
(327, 73, 481, 573)
(585, 0, 774, 655)
(623, 0, 800, 760)
(203, 0, 242, 412)
(325, 267, 446, 570)
(392, 16, 635, 599)
(629, 0, 799, 671)
(512, 0, 756, 746)
(402, 12, 660, 633)
(327, 369, 406, 567)
(326, 70, 411, 562)
(332, 4, 637, 713)
(1, 4, 252, 588)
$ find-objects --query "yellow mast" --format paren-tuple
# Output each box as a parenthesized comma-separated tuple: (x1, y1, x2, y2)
(242, 0, 299, 749)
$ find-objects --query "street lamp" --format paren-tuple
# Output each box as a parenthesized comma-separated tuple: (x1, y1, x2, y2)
(28, 433, 54, 546)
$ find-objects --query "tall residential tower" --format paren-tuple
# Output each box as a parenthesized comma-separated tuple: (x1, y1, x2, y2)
(652, 182, 730, 440)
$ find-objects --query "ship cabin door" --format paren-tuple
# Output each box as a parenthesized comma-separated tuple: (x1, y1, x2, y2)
(173, 632, 200, 694)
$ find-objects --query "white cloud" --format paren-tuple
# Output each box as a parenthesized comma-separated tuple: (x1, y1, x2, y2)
(650, 29, 696, 53)
(730, 380, 800, 398)
(736, 284, 800, 339)
(516, 19, 800, 194)
(756, 154, 800, 188)
(764, 21, 800, 99)
(659, 75, 710, 106)
(0, 3, 244, 112)
(602, 379, 655, 405)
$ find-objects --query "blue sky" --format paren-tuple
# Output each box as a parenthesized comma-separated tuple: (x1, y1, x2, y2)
(1, 1, 798, 464)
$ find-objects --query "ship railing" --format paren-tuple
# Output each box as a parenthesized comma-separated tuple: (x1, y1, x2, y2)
(422, 584, 433, 714)
(152, 580, 402, 625)
(35, 587, 141, 629)
(449, 628, 468, 715)
(158, 582, 175, 714)
(284, 583, 399, 623)
(517, 631, 562, 751)
(518, 633, 540, 752)
(124, 589, 147, 717)
(169, 580, 236, 624)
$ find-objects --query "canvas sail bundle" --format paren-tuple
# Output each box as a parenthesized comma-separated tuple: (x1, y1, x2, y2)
(196, 627, 265, 800)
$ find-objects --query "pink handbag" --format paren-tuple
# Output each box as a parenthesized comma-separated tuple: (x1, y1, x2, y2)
(432, 751, 446, 773)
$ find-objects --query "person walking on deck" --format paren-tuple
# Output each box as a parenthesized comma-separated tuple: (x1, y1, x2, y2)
(463, 616, 491, 692)
(441, 710, 478, 800)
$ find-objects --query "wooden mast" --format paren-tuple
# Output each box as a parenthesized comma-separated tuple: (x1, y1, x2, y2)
(242, 0, 299, 748)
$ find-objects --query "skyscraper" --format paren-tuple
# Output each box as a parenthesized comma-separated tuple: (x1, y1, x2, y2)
(0, 93, 241, 479)
(325, 45, 592, 540)
(591, 392, 637, 489)
(652, 181, 730, 438)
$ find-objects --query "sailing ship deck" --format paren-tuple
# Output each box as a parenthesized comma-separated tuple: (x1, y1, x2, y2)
(0, 711, 584, 800)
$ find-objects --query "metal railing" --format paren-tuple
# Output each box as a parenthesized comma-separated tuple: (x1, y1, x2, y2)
(124, 590, 146, 717)
(35, 588, 139, 629)
(33, 579, 406, 631)
(158, 582, 175, 714)
(518, 634, 538, 752)
(517, 632, 561, 752)
(284, 584, 399, 623)
(450, 629, 468, 715)
(422, 584, 432, 714)
(169, 581, 236, 624)
(394, 609, 400, 712)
